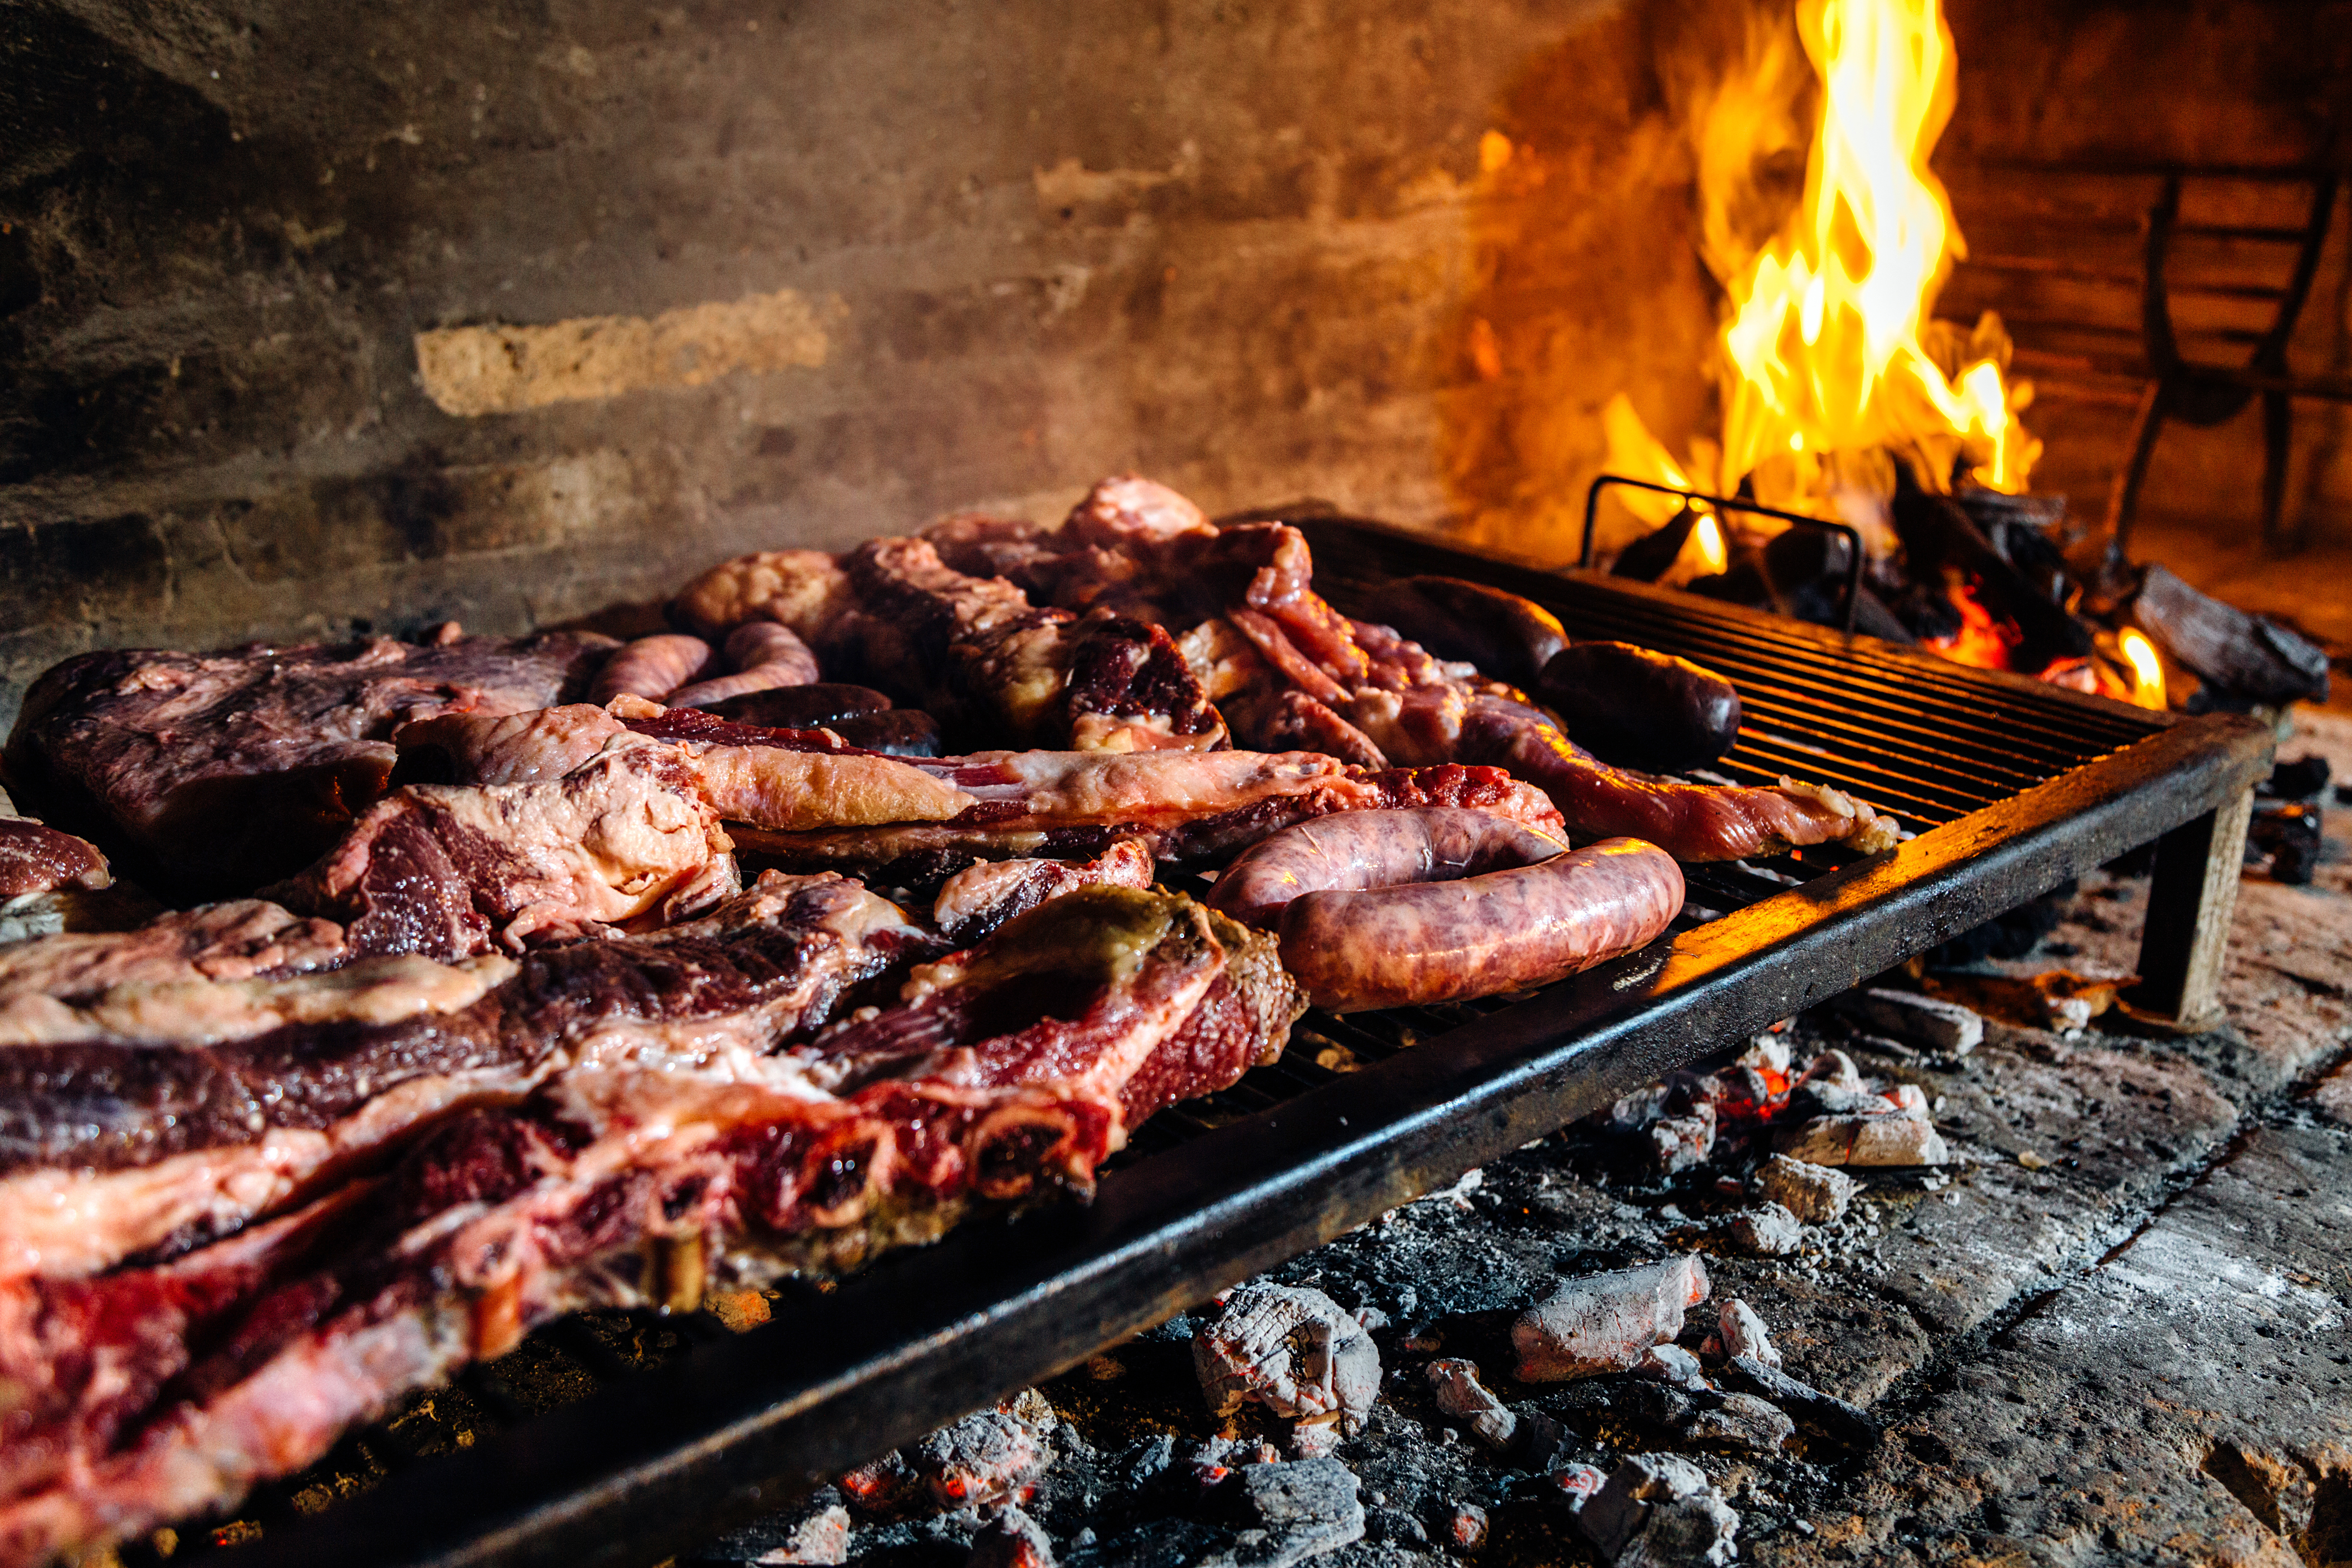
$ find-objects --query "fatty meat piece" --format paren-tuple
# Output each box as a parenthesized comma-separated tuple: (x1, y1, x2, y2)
(5, 630, 613, 890)
(0, 887, 1298, 1565)
(0, 872, 926, 1284)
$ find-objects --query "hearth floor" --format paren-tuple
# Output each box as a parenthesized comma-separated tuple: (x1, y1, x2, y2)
(683, 712, 2352, 1568)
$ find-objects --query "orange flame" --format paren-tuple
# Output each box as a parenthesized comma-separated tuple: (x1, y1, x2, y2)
(1924, 576, 2019, 670)
(1607, 0, 2039, 530)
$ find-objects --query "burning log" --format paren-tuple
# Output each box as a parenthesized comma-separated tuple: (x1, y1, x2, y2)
(2127, 564, 2331, 708)
(1511, 1256, 1711, 1382)
(1890, 490, 2093, 675)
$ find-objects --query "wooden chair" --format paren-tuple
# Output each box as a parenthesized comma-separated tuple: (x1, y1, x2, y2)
(1941, 160, 2347, 554)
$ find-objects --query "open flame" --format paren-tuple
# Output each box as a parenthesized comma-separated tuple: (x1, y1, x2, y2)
(1603, 0, 2040, 530)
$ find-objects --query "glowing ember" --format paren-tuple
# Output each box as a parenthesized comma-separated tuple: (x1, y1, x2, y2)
(1923, 576, 2020, 671)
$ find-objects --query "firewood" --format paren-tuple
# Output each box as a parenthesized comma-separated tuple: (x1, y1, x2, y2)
(2127, 564, 2331, 706)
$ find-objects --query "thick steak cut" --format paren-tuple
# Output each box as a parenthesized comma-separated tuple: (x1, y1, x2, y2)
(4, 630, 614, 891)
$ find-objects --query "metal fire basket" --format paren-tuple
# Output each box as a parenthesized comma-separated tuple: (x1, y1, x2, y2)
(191, 514, 2269, 1568)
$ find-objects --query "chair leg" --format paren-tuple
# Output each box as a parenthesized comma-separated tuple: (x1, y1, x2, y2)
(2260, 390, 2294, 552)
(2105, 380, 2168, 557)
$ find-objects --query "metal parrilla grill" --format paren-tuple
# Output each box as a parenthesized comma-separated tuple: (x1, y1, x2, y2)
(146, 517, 2269, 1568)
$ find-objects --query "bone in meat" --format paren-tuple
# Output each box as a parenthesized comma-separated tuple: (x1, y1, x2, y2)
(0, 887, 1298, 1563)
(0, 872, 928, 1286)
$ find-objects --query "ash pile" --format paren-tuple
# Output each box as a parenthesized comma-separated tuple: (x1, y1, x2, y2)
(701, 1010, 2001, 1568)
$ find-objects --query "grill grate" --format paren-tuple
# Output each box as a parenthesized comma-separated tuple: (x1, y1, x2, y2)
(136, 518, 2263, 1568)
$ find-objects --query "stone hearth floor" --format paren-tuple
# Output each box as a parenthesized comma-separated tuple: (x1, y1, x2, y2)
(695, 711, 2352, 1568)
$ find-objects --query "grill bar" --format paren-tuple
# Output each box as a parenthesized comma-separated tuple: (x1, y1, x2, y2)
(196, 520, 2268, 1568)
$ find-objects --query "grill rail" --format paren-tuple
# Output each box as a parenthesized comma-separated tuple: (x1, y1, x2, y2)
(161, 520, 2266, 1568)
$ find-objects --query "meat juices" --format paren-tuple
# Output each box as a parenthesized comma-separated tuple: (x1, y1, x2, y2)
(1274, 837, 1684, 1013)
(1205, 807, 1568, 928)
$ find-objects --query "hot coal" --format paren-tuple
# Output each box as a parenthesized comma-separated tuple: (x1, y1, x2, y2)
(2248, 799, 2323, 885)
(1828, 989, 1984, 1056)
(1511, 1257, 1711, 1382)
(1572, 1452, 1740, 1566)
(1194, 1284, 1381, 1437)
(1753, 1155, 1856, 1225)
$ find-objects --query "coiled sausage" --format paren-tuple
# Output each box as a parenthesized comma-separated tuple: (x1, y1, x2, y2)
(1274, 836, 1683, 1014)
(667, 622, 822, 708)
(589, 634, 718, 704)
(1206, 807, 1568, 928)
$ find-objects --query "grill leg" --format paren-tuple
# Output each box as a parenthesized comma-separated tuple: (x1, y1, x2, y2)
(2128, 786, 2255, 1029)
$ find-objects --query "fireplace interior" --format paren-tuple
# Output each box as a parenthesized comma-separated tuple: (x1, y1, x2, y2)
(2, 1, 2350, 1565)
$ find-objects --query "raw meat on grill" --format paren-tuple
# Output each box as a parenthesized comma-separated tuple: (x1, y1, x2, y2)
(0, 819, 108, 901)
(414, 703, 1562, 892)
(916, 477, 1900, 862)
(4, 628, 616, 891)
(698, 726, 1568, 883)
(0, 886, 1300, 1565)
(669, 535, 1227, 753)
(0, 872, 928, 1286)
(0, 900, 353, 1006)
(931, 838, 1156, 945)
(271, 729, 742, 960)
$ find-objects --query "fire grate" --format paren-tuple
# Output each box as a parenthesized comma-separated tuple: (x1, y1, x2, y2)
(170, 515, 2268, 1568)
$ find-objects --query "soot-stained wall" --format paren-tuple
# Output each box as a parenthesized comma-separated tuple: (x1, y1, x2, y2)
(3, 0, 2346, 732)
(0, 0, 1696, 732)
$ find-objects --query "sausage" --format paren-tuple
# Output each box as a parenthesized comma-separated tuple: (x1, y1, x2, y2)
(1332, 576, 1568, 686)
(1534, 642, 1742, 773)
(666, 621, 823, 708)
(1206, 807, 1568, 928)
(1275, 836, 1684, 1013)
(705, 683, 894, 730)
(588, 634, 718, 704)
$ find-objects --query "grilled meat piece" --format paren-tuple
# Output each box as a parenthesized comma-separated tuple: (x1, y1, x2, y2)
(0, 873, 928, 1286)
(936, 477, 1899, 862)
(931, 838, 1156, 946)
(0, 821, 108, 901)
(272, 734, 741, 960)
(669, 537, 1226, 754)
(4, 630, 616, 892)
(0, 888, 1298, 1565)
